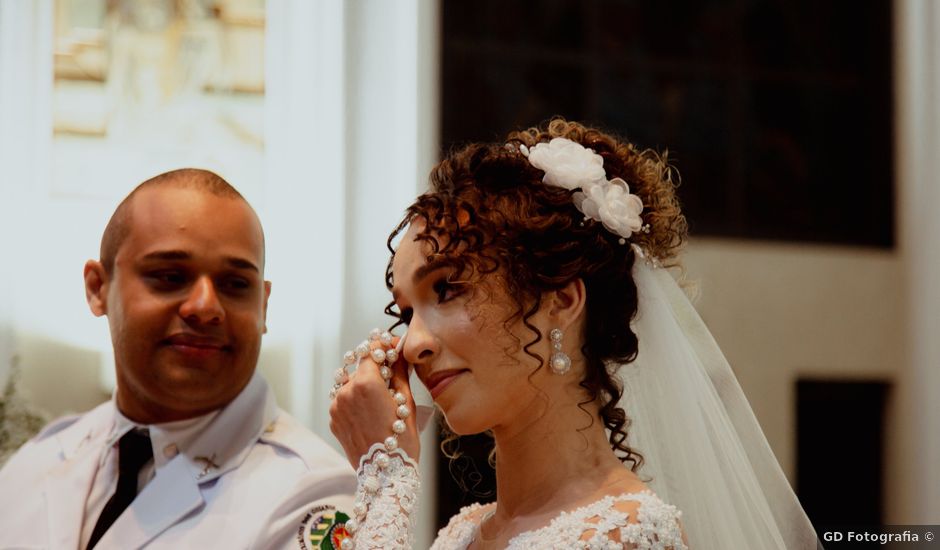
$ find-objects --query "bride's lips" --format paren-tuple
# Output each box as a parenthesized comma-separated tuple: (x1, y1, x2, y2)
(423, 369, 469, 399)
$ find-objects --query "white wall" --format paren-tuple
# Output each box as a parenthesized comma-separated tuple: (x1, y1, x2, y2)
(0, 2, 12, 389)
(682, 239, 902, 489)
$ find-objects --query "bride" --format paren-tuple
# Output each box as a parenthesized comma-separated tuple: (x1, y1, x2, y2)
(328, 119, 819, 549)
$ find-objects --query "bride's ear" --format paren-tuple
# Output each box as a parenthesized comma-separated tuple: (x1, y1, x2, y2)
(547, 278, 587, 331)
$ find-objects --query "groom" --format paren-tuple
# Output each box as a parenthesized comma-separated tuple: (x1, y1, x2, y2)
(0, 169, 355, 548)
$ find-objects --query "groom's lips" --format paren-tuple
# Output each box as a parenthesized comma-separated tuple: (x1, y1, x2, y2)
(163, 333, 230, 359)
(422, 369, 469, 399)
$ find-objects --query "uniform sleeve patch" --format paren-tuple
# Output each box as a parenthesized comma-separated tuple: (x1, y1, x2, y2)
(296, 505, 351, 550)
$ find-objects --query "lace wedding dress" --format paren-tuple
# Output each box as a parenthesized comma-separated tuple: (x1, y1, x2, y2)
(432, 493, 686, 550)
(348, 445, 687, 550)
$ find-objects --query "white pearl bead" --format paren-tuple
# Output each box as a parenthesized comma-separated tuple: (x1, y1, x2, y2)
(370, 348, 386, 364)
(355, 341, 370, 358)
(369, 328, 382, 341)
(550, 328, 563, 342)
(380, 331, 393, 346)
(392, 419, 406, 434)
(343, 350, 356, 365)
(396, 405, 410, 419)
(394, 392, 407, 405)
(551, 353, 571, 374)
(353, 501, 366, 517)
(363, 475, 380, 493)
(380, 366, 392, 380)
(384, 436, 398, 451)
(341, 537, 355, 549)
(345, 518, 359, 534)
(385, 349, 399, 363)
(334, 368, 348, 384)
(375, 452, 390, 469)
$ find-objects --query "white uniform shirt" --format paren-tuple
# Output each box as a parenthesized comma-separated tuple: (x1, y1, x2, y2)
(79, 409, 220, 549)
(0, 374, 356, 549)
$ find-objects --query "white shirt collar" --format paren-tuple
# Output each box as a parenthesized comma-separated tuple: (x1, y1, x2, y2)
(100, 374, 276, 482)
(107, 405, 220, 469)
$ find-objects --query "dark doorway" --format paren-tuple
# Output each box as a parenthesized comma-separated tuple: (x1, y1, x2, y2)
(797, 379, 890, 530)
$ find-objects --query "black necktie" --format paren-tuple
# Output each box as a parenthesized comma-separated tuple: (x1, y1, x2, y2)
(86, 429, 153, 550)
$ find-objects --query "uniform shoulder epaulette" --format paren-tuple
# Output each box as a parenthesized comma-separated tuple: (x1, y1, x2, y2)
(32, 413, 82, 441)
(258, 411, 347, 471)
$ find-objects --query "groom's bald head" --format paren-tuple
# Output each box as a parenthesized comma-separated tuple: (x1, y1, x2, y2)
(99, 168, 263, 275)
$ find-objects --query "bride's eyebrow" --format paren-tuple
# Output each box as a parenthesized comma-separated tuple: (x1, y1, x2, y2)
(390, 260, 453, 302)
(413, 258, 457, 286)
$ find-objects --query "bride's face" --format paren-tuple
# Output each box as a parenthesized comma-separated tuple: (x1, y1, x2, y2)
(391, 221, 548, 435)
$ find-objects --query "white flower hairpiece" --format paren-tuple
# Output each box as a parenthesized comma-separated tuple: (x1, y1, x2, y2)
(519, 137, 647, 242)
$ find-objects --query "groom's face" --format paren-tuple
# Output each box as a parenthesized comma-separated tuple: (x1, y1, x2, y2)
(97, 186, 270, 423)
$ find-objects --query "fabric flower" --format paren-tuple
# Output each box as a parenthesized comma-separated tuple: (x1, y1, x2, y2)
(576, 178, 644, 239)
(520, 136, 647, 242)
(524, 137, 606, 190)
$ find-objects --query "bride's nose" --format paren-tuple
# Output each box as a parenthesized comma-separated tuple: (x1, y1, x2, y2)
(403, 313, 438, 366)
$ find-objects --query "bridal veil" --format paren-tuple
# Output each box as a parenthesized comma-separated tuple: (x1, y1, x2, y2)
(620, 256, 821, 549)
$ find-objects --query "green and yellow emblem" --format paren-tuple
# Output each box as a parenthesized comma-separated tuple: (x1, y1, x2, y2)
(306, 508, 351, 550)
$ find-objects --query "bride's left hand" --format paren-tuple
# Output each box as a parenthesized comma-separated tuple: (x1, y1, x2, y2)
(329, 335, 420, 469)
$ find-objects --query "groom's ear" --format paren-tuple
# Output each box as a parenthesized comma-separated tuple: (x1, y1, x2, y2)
(84, 259, 109, 317)
(547, 278, 587, 331)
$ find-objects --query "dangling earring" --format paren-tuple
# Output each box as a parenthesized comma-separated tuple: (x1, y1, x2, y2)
(549, 328, 571, 375)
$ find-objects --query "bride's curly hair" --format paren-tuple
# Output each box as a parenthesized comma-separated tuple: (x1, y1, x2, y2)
(385, 118, 687, 472)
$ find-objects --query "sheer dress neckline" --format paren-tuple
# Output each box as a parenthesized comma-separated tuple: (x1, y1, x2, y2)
(445, 490, 687, 550)
(474, 491, 651, 544)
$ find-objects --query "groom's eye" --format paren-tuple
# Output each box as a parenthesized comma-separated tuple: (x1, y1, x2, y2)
(145, 269, 189, 290)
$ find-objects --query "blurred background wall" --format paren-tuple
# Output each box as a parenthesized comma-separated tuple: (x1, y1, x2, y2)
(0, 0, 936, 544)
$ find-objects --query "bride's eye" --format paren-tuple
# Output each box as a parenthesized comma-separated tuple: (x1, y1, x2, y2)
(432, 279, 462, 303)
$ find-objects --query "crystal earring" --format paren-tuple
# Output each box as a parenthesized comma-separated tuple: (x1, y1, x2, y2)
(549, 328, 571, 375)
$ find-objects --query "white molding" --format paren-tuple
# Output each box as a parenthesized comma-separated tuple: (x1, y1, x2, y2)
(894, 0, 940, 523)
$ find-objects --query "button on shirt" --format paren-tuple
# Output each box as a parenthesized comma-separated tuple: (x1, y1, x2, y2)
(79, 409, 220, 549)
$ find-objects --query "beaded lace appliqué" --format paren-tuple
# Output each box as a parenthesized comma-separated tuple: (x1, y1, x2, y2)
(432, 491, 687, 550)
(430, 502, 491, 550)
(350, 442, 421, 549)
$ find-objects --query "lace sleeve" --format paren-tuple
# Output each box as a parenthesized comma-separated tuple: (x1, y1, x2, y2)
(344, 443, 420, 550)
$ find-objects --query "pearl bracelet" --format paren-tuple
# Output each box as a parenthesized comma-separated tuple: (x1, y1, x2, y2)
(335, 329, 411, 547)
